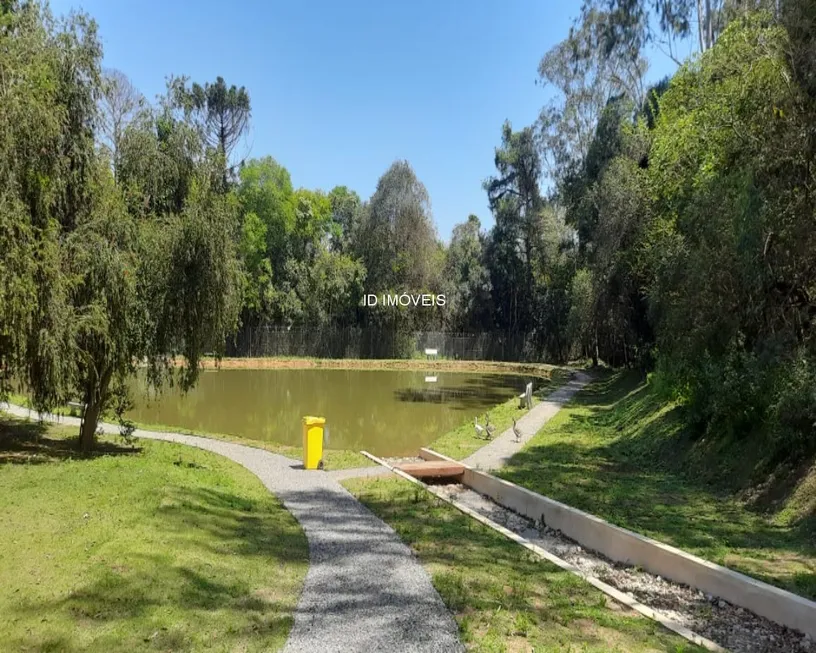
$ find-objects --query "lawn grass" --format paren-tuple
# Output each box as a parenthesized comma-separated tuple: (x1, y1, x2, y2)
(429, 368, 571, 460)
(343, 475, 703, 653)
(129, 417, 374, 471)
(0, 416, 309, 652)
(499, 370, 816, 600)
(4, 393, 374, 471)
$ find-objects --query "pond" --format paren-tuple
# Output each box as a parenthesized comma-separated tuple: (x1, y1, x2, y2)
(126, 368, 529, 456)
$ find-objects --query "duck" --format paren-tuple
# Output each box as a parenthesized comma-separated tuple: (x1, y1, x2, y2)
(512, 418, 522, 442)
(474, 416, 485, 438)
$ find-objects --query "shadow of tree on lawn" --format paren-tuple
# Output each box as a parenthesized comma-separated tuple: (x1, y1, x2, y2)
(0, 416, 140, 464)
(6, 484, 307, 652)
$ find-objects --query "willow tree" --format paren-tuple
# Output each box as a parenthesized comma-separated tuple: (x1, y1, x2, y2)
(0, 3, 242, 452)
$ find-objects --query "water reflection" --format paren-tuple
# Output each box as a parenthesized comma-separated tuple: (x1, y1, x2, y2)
(127, 369, 527, 456)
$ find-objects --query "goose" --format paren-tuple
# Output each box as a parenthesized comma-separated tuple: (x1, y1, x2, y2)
(484, 413, 496, 439)
(474, 416, 485, 438)
(512, 418, 522, 442)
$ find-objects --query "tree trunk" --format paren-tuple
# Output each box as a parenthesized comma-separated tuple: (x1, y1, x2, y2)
(79, 399, 102, 454)
(593, 327, 600, 367)
(704, 0, 713, 50)
(78, 365, 113, 454)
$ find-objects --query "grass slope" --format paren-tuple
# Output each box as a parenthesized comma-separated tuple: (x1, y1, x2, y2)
(0, 417, 308, 652)
(343, 476, 703, 653)
(499, 371, 816, 600)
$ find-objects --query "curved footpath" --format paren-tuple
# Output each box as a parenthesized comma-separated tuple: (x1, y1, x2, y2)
(1, 403, 462, 653)
(1, 371, 588, 651)
(463, 370, 592, 470)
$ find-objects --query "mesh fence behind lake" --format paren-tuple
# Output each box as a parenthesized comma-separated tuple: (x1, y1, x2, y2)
(226, 326, 541, 361)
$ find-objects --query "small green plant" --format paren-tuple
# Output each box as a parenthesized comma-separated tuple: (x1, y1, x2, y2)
(433, 572, 468, 611)
(511, 612, 533, 636)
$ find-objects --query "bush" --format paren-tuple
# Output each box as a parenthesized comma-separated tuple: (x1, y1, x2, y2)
(769, 352, 816, 459)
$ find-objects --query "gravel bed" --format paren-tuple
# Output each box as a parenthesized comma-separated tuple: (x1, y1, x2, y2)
(383, 455, 424, 465)
(431, 483, 812, 653)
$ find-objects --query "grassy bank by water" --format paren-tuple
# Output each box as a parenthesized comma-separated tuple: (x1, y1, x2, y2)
(4, 394, 373, 470)
(0, 416, 309, 652)
(128, 416, 373, 470)
(499, 371, 816, 600)
(429, 368, 571, 460)
(6, 359, 571, 469)
(343, 475, 702, 652)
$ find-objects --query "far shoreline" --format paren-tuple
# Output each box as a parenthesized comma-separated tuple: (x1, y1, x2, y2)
(199, 356, 568, 379)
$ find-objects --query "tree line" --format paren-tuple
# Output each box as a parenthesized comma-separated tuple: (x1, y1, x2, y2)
(1, 0, 815, 456)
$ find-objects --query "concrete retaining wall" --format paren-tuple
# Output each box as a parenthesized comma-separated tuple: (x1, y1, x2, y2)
(419, 447, 816, 639)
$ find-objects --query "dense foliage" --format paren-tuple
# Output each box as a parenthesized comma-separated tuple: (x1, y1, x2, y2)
(536, 1, 816, 462)
(0, 2, 241, 450)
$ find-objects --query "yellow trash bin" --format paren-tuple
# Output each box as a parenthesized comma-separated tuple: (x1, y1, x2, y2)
(302, 416, 326, 470)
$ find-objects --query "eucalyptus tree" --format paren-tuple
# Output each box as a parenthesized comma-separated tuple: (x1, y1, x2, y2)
(483, 122, 544, 334)
(537, 4, 647, 188)
(443, 215, 492, 332)
(587, 0, 780, 61)
(98, 68, 144, 176)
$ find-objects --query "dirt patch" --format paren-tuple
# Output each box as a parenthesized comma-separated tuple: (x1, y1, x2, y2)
(199, 357, 562, 378)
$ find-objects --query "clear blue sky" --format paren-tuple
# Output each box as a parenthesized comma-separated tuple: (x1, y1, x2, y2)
(52, 0, 681, 240)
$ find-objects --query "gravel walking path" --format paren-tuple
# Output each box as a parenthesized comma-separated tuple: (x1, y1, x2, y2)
(463, 370, 592, 470)
(1, 403, 463, 653)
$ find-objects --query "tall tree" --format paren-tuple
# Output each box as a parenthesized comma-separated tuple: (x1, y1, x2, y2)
(484, 122, 544, 334)
(537, 5, 647, 187)
(170, 75, 251, 186)
(591, 0, 778, 61)
(328, 185, 362, 253)
(641, 12, 816, 443)
(355, 161, 440, 295)
(443, 215, 492, 332)
(98, 68, 144, 177)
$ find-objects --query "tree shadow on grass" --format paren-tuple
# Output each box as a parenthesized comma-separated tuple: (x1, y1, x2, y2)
(7, 485, 306, 652)
(154, 486, 308, 561)
(9, 559, 296, 653)
(0, 417, 140, 464)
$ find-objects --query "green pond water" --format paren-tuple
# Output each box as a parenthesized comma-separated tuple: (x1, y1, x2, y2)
(127, 369, 529, 456)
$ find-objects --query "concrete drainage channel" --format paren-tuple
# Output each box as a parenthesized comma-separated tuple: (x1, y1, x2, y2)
(363, 449, 816, 653)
